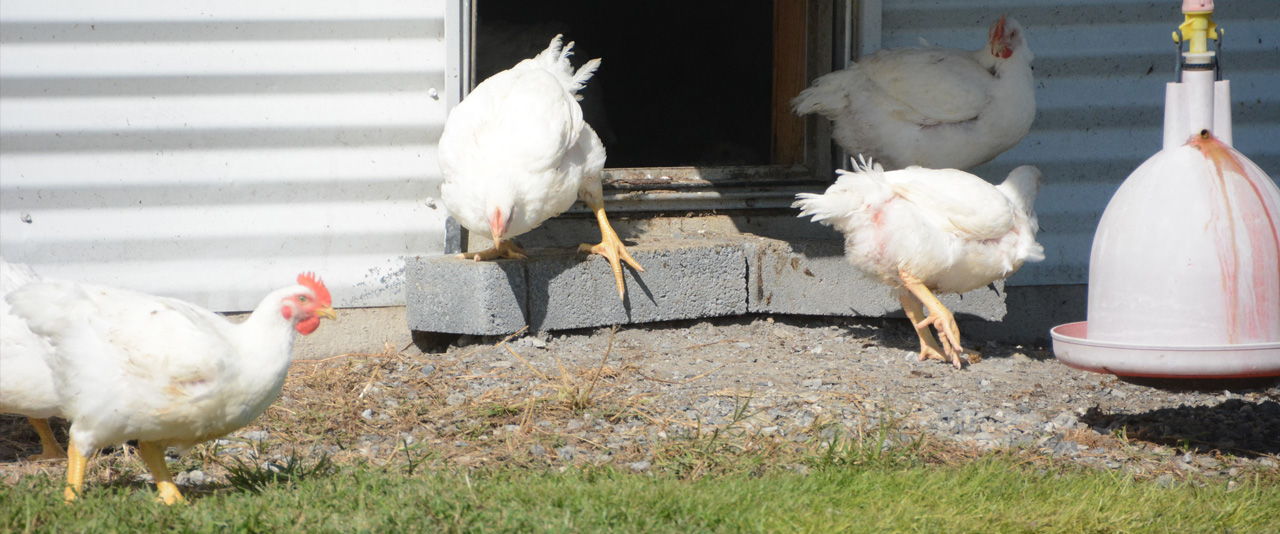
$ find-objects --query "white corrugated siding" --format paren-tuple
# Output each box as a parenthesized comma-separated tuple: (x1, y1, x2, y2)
(877, 0, 1280, 286)
(0, 1, 450, 310)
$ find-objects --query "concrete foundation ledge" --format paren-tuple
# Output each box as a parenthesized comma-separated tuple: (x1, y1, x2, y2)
(406, 236, 1011, 336)
(406, 240, 747, 335)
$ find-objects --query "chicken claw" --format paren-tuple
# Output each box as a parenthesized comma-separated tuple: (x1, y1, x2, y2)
(457, 240, 527, 261)
(898, 271, 972, 368)
(139, 441, 186, 505)
(580, 203, 644, 299)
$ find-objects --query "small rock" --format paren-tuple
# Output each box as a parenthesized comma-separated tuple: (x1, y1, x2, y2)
(1155, 474, 1176, 488)
(489, 360, 514, 369)
(243, 430, 269, 442)
(556, 446, 578, 461)
(1195, 456, 1220, 469)
(1104, 460, 1122, 470)
(529, 338, 548, 349)
(1052, 440, 1080, 456)
(419, 364, 436, 377)
(801, 378, 822, 388)
(360, 409, 375, 421)
(530, 444, 546, 457)
(733, 342, 752, 349)
(762, 426, 780, 436)
(446, 393, 466, 406)
(187, 470, 206, 486)
(628, 460, 652, 472)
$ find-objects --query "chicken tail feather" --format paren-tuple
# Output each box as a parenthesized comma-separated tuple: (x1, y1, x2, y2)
(528, 34, 601, 100)
(791, 67, 869, 117)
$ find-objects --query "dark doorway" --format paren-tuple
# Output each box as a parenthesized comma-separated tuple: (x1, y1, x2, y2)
(475, 1, 775, 167)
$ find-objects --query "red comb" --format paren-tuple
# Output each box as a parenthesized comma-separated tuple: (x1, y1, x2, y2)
(297, 272, 331, 305)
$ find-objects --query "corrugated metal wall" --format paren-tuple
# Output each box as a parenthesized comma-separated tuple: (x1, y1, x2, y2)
(877, 0, 1280, 286)
(0, 1, 450, 311)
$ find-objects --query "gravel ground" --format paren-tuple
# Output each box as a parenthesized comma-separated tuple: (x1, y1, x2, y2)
(3, 313, 1277, 488)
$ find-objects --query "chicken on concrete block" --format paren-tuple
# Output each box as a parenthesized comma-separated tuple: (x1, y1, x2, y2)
(440, 35, 643, 299)
(0, 258, 66, 461)
(793, 15, 1035, 171)
(5, 273, 337, 504)
(794, 158, 1044, 368)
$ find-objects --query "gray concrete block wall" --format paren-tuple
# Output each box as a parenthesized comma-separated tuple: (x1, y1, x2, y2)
(405, 255, 527, 335)
(744, 238, 1007, 321)
(406, 236, 1012, 336)
(528, 241, 746, 331)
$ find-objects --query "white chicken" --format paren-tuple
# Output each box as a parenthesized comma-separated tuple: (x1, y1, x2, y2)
(1, 258, 66, 461)
(794, 158, 1044, 368)
(439, 35, 643, 299)
(5, 273, 336, 504)
(792, 15, 1035, 171)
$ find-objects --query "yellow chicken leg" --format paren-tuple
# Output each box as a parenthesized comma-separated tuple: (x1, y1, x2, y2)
(63, 442, 89, 503)
(27, 417, 67, 461)
(138, 441, 185, 505)
(458, 239, 527, 261)
(898, 270, 979, 368)
(578, 201, 644, 299)
(897, 291, 950, 365)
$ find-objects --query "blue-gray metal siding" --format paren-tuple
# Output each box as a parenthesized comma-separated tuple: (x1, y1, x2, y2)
(878, 0, 1280, 286)
(0, 1, 451, 310)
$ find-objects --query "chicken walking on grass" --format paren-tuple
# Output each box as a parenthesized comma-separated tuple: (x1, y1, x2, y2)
(1, 258, 66, 461)
(439, 35, 643, 300)
(795, 158, 1044, 368)
(793, 15, 1035, 171)
(5, 273, 337, 504)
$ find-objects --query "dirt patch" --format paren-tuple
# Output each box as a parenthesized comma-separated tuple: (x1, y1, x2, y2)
(3, 314, 1277, 488)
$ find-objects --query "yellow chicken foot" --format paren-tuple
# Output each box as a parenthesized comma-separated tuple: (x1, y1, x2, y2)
(896, 292, 950, 364)
(457, 239, 527, 261)
(578, 202, 644, 299)
(63, 442, 89, 503)
(898, 270, 978, 368)
(138, 441, 185, 505)
(26, 417, 66, 461)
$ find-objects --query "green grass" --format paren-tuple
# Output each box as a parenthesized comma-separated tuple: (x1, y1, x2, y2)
(4, 455, 1276, 533)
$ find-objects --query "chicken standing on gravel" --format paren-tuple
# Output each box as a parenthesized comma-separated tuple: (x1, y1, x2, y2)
(792, 15, 1035, 171)
(439, 35, 643, 300)
(0, 258, 66, 461)
(795, 158, 1044, 368)
(5, 273, 336, 504)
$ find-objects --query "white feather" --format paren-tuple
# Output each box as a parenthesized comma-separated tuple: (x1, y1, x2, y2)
(794, 160, 1045, 294)
(5, 278, 324, 454)
(0, 258, 60, 421)
(792, 17, 1035, 170)
(440, 34, 607, 242)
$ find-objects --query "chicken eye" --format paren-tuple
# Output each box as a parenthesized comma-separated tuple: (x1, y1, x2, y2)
(298, 295, 309, 303)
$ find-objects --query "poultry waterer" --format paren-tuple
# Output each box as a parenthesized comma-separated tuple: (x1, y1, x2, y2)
(1051, 0, 1280, 384)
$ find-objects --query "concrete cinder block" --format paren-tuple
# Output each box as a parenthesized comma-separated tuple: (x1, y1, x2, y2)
(405, 255, 527, 335)
(406, 240, 748, 335)
(527, 241, 747, 331)
(744, 238, 1007, 321)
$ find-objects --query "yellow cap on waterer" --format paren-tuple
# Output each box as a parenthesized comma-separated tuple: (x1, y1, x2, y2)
(1174, 0, 1218, 56)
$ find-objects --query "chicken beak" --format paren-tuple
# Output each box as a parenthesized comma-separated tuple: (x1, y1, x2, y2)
(488, 209, 509, 247)
(316, 306, 338, 321)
